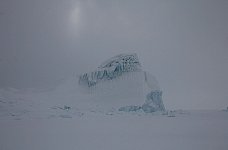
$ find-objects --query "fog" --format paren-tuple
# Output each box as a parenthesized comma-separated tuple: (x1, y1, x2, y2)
(0, 0, 227, 109)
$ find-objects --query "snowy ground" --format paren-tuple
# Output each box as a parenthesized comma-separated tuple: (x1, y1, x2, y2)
(0, 88, 228, 150)
(1, 110, 228, 150)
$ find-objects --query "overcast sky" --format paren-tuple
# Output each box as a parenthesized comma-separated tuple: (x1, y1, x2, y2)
(0, 0, 227, 109)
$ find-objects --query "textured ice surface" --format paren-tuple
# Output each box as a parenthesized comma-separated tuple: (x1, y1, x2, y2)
(142, 91, 165, 112)
(118, 91, 165, 113)
(79, 53, 141, 87)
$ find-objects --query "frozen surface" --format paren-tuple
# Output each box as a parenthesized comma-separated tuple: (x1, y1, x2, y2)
(0, 109, 228, 150)
(0, 88, 228, 150)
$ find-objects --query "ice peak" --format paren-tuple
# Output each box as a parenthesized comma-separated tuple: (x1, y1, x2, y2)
(79, 53, 142, 87)
(98, 53, 141, 71)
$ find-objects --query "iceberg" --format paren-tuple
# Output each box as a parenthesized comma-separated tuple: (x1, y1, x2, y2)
(79, 53, 165, 112)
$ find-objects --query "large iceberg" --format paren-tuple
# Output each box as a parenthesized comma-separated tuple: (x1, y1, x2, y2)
(79, 53, 165, 112)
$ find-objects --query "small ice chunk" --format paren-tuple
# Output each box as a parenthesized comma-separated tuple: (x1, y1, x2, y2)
(141, 104, 156, 113)
(64, 105, 71, 110)
(118, 106, 141, 112)
(167, 111, 176, 117)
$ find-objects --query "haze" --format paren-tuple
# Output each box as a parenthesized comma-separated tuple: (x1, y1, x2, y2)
(0, 0, 227, 109)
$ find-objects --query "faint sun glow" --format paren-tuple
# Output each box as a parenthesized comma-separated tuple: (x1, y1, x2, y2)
(68, 3, 82, 36)
(71, 6, 80, 25)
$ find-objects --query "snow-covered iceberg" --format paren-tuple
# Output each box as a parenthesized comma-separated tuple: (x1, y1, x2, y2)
(79, 53, 142, 87)
(79, 53, 165, 112)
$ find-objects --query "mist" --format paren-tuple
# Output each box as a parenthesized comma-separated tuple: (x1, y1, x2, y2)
(0, 0, 227, 109)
